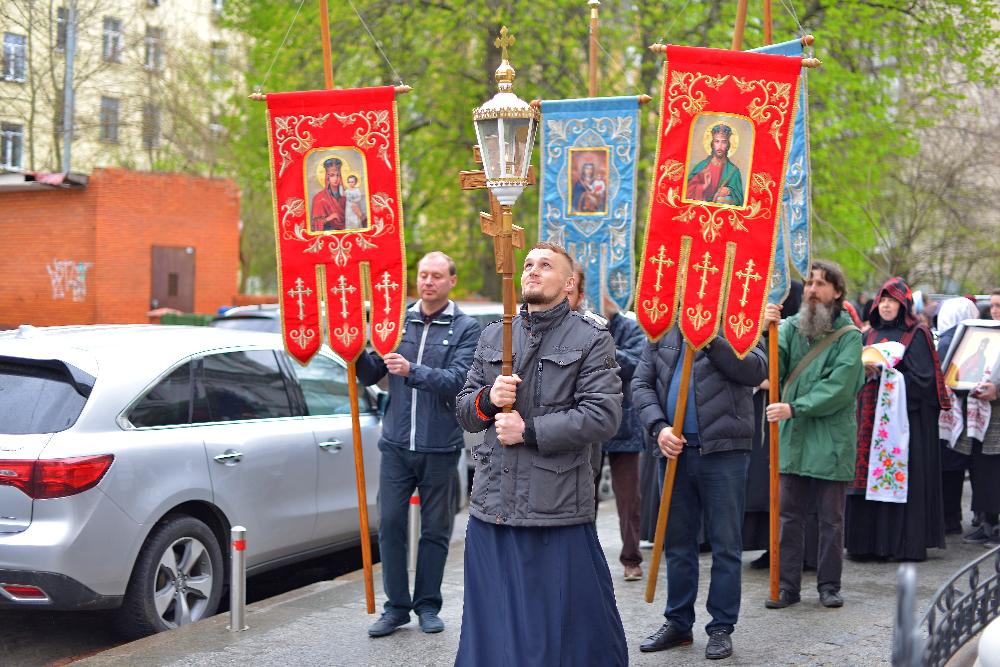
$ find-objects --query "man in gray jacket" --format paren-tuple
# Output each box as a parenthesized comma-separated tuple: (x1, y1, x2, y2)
(633, 326, 767, 660)
(454, 242, 628, 667)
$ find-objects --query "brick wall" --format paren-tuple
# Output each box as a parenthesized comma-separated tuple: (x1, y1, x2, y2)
(0, 168, 240, 328)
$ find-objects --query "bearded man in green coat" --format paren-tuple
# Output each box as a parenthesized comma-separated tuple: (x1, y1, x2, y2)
(761, 259, 863, 611)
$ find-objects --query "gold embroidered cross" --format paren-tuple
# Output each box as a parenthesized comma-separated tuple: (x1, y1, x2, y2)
(648, 245, 675, 292)
(692, 251, 718, 299)
(287, 277, 313, 321)
(330, 274, 357, 319)
(495, 26, 514, 61)
(735, 259, 762, 306)
(374, 271, 399, 315)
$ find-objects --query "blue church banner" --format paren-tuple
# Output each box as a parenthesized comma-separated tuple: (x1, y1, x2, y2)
(751, 39, 812, 304)
(538, 96, 640, 313)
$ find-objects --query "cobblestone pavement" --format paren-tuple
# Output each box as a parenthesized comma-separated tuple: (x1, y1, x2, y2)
(79, 501, 990, 666)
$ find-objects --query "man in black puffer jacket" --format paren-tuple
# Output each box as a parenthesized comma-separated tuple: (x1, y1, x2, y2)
(633, 325, 767, 661)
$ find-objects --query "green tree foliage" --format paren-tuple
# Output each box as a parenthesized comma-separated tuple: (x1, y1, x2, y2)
(221, 0, 998, 297)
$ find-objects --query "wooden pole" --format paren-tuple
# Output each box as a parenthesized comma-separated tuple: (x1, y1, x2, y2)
(588, 0, 600, 97)
(348, 363, 376, 613)
(768, 322, 781, 602)
(318, 0, 375, 614)
(318, 0, 334, 89)
(645, 346, 694, 602)
(762, 0, 781, 606)
(731, 0, 749, 50)
(763, 0, 773, 45)
(500, 205, 516, 412)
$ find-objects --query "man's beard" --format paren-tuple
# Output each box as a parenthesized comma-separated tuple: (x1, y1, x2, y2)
(799, 299, 837, 339)
(522, 289, 552, 306)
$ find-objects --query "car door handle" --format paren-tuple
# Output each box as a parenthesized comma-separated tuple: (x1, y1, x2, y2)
(318, 440, 343, 453)
(213, 449, 244, 463)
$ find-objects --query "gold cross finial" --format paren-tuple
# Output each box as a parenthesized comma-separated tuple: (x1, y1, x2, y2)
(495, 26, 514, 62)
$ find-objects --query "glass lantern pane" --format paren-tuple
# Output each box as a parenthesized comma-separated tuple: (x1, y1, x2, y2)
(474, 118, 501, 180)
(505, 118, 533, 180)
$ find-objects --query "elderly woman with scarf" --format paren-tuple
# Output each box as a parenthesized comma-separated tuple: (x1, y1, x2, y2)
(844, 277, 950, 561)
(935, 297, 982, 535)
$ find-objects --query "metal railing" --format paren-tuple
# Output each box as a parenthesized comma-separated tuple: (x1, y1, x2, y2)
(893, 545, 1000, 666)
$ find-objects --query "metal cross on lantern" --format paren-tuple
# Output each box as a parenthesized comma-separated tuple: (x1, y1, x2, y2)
(471, 26, 540, 405)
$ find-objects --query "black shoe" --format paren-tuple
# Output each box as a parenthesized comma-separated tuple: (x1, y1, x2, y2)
(639, 621, 694, 652)
(749, 551, 769, 570)
(963, 525, 993, 544)
(417, 610, 445, 633)
(765, 590, 801, 609)
(368, 611, 410, 637)
(819, 589, 844, 608)
(705, 630, 733, 660)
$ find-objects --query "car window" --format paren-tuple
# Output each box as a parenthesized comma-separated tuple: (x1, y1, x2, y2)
(197, 350, 292, 422)
(288, 353, 369, 416)
(209, 317, 280, 333)
(0, 359, 89, 434)
(129, 362, 192, 427)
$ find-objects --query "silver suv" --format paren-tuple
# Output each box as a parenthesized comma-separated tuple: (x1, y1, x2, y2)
(0, 325, 380, 637)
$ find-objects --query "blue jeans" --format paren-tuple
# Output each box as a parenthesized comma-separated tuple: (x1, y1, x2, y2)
(657, 448, 749, 635)
(378, 442, 460, 616)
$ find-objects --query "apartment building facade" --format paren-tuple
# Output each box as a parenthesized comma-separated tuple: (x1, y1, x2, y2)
(1, 0, 237, 176)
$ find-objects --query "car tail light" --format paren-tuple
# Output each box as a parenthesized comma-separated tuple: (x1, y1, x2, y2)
(0, 455, 114, 500)
(1, 584, 49, 601)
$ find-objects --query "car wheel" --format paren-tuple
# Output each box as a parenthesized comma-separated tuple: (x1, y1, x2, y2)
(114, 515, 224, 638)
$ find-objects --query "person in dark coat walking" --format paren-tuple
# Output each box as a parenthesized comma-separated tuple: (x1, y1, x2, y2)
(454, 242, 627, 667)
(564, 265, 648, 582)
(357, 252, 481, 638)
(600, 295, 648, 582)
(633, 324, 767, 660)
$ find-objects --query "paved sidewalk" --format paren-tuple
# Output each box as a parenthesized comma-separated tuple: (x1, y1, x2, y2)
(78, 503, 989, 666)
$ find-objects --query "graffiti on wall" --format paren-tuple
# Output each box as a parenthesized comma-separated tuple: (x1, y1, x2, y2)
(47, 260, 93, 302)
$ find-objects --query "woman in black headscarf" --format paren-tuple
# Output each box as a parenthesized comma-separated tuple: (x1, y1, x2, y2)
(844, 277, 950, 561)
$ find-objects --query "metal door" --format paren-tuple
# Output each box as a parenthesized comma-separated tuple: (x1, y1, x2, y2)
(150, 246, 195, 312)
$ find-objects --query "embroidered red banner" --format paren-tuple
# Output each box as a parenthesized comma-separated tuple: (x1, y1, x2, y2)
(635, 45, 802, 357)
(266, 87, 406, 364)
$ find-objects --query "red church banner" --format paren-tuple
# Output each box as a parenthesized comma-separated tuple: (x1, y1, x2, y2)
(635, 45, 802, 357)
(266, 87, 406, 364)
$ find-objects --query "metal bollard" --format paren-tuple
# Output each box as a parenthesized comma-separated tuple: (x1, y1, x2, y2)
(891, 564, 919, 667)
(408, 493, 420, 572)
(228, 526, 248, 632)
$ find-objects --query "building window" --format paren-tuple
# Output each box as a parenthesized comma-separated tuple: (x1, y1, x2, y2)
(102, 17, 124, 63)
(56, 7, 68, 51)
(208, 113, 225, 140)
(100, 96, 120, 142)
(144, 26, 163, 71)
(210, 41, 227, 81)
(3, 33, 27, 82)
(1, 123, 24, 170)
(142, 103, 161, 149)
(212, 0, 225, 14)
